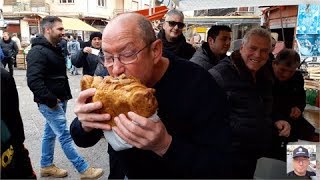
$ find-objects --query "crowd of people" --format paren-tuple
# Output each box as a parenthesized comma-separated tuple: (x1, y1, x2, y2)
(1, 9, 318, 179)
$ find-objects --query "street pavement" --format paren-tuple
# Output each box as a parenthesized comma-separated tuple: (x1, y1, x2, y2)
(13, 69, 110, 179)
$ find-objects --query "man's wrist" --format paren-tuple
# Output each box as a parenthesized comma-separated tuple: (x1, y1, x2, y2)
(155, 134, 172, 157)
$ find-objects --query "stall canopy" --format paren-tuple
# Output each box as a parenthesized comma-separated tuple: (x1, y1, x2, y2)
(134, 6, 168, 21)
(59, 17, 100, 32)
(176, 0, 320, 11)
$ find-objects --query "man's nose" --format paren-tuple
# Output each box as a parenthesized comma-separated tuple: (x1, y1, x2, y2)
(254, 50, 262, 57)
(111, 58, 125, 76)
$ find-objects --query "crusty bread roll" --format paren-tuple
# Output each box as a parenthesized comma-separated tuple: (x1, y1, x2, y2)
(80, 74, 158, 126)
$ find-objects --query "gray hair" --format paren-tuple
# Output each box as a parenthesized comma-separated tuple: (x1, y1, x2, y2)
(136, 15, 156, 45)
(110, 13, 156, 45)
(40, 16, 62, 33)
(242, 28, 272, 49)
(165, 9, 184, 21)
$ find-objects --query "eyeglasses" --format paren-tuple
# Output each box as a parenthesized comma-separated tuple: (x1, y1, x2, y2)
(166, 21, 185, 29)
(293, 158, 309, 164)
(103, 43, 151, 67)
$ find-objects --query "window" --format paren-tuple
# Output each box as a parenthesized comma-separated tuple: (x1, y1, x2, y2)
(31, 0, 45, 7)
(60, 0, 74, 4)
(97, 0, 106, 7)
(131, 1, 138, 11)
(238, 7, 254, 12)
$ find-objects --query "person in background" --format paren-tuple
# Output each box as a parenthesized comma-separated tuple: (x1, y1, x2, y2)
(190, 25, 232, 70)
(67, 35, 80, 75)
(11, 33, 22, 50)
(58, 34, 69, 67)
(209, 28, 291, 178)
(72, 32, 107, 76)
(77, 36, 86, 49)
(287, 146, 316, 178)
(0, 32, 19, 76)
(157, 9, 195, 59)
(70, 12, 231, 179)
(11, 33, 22, 67)
(270, 49, 319, 161)
(1, 67, 37, 179)
(0, 47, 4, 67)
(26, 16, 104, 179)
(266, 37, 277, 70)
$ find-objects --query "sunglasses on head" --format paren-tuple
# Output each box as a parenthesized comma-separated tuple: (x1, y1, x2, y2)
(166, 21, 185, 29)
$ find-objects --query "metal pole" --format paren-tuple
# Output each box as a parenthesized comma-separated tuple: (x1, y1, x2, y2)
(279, 7, 286, 43)
(149, 0, 152, 16)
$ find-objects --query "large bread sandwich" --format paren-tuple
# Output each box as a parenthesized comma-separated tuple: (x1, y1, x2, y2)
(80, 74, 158, 126)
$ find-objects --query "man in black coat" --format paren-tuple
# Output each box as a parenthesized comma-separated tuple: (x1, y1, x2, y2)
(0, 32, 19, 76)
(26, 16, 103, 179)
(157, 9, 195, 60)
(72, 32, 107, 76)
(209, 28, 291, 178)
(190, 25, 232, 69)
(271, 49, 318, 161)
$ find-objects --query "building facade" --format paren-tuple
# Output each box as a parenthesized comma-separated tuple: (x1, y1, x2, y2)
(2, 0, 150, 46)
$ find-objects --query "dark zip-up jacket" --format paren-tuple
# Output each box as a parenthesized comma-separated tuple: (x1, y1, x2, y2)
(72, 48, 103, 76)
(26, 35, 72, 108)
(157, 29, 195, 60)
(272, 71, 306, 121)
(190, 42, 227, 70)
(209, 50, 274, 157)
(0, 38, 19, 58)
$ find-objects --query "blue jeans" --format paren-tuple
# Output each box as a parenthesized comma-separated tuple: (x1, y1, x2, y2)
(38, 101, 88, 173)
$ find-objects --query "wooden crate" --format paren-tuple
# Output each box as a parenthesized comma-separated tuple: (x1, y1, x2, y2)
(17, 63, 26, 70)
(16, 53, 26, 69)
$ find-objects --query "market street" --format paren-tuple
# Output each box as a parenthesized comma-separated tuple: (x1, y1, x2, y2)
(14, 69, 110, 179)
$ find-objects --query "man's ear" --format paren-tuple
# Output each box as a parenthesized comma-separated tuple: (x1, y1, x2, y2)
(239, 43, 244, 52)
(151, 39, 163, 64)
(44, 27, 50, 34)
(208, 36, 214, 45)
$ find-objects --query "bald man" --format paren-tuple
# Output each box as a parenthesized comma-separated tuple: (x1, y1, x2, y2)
(70, 13, 231, 179)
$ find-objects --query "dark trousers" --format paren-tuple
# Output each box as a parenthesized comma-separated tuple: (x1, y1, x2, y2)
(108, 144, 126, 179)
(231, 157, 258, 178)
(2, 57, 14, 76)
(292, 116, 316, 140)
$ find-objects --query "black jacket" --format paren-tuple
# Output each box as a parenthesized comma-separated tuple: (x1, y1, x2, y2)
(157, 29, 195, 60)
(0, 38, 19, 58)
(272, 71, 306, 121)
(1, 67, 25, 145)
(26, 35, 72, 108)
(210, 50, 274, 157)
(72, 49, 104, 76)
(1, 67, 36, 179)
(190, 42, 227, 70)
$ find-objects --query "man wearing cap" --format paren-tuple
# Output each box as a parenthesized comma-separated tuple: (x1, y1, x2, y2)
(72, 32, 107, 76)
(287, 146, 316, 178)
